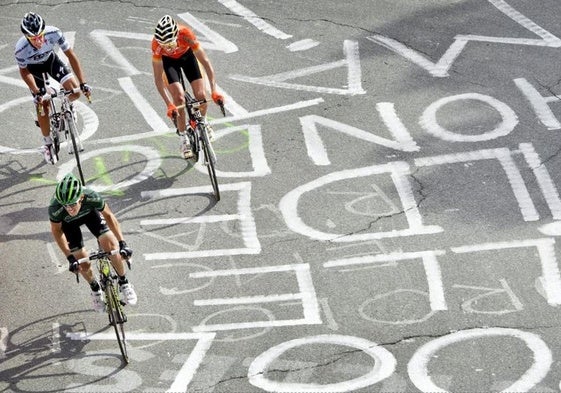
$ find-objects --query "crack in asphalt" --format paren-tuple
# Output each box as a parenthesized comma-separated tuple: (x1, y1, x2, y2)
(329, 169, 426, 242)
(201, 324, 558, 390)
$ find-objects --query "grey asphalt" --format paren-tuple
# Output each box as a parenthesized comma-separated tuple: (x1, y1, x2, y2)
(2, 1, 561, 392)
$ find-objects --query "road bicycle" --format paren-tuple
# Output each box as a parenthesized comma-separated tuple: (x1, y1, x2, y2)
(39, 74, 90, 185)
(172, 76, 226, 201)
(77, 248, 131, 364)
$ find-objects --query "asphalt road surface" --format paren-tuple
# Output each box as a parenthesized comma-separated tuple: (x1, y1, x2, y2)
(2, 0, 561, 392)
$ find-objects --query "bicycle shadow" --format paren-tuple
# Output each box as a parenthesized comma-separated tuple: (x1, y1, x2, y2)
(101, 158, 220, 221)
(0, 310, 128, 392)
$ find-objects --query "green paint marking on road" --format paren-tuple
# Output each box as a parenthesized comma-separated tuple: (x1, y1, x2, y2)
(215, 128, 249, 154)
(29, 176, 57, 185)
(94, 157, 112, 185)
(89, 156, 124, 197)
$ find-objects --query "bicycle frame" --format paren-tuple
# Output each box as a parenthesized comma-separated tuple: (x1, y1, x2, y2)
(77, 249, 130, 364)
(40, 74, 87, 185)
(172, 71, 225, 201)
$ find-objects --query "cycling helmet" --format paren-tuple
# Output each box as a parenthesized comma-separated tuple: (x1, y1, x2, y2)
(21, 12, 45, 36)
(55, 173, 83, 205)
(154, 15, 178, 44)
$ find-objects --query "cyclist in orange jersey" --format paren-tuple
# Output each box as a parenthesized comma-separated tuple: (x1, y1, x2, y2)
(151, 15, 224, 159)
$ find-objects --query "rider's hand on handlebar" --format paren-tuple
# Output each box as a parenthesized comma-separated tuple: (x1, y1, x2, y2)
(67, 254, 79, 273)
(33, 92, 43, 105)
(211, 91, 224, 105)
(80, 83, 92, 96)
(119, 240, 133, 259)
(166, 102, 178, 119)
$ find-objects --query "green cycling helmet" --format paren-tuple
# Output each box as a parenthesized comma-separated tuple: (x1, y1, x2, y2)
(55, 173, 83, 205)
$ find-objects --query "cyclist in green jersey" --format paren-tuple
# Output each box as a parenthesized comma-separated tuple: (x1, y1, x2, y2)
(49, 173, 137, 312)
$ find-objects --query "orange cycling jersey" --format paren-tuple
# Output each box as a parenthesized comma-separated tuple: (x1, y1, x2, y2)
(151, 24, 200, 60)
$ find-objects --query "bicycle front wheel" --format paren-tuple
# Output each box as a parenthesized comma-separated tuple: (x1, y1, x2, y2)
(105, 281, 129, 364)
(67, 115, 86, 185)
(201, 128, 220, 201)
(50, 126, 61, 160)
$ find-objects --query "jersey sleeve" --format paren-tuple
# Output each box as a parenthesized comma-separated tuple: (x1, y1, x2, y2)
(53, 28, 71, 52)
(178, 25, 200, 51)
(85, 189, 106, 211)
(14, 37, 29, 68)
(48, 198, 64, 223)
(151, 38, 163, 61)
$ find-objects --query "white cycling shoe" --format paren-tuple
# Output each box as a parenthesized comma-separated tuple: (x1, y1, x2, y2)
(91, 290, 106, 313)
(179, 136, 194, 160)
(206, 124, 216, 142)
(41, 144, 57, 165)
(120, 283, 137, 305)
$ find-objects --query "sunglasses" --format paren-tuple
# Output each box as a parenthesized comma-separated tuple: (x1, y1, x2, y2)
(160, 40, 177, 48)
(64, 200, 80, 209)
(27, 32, 45, 43)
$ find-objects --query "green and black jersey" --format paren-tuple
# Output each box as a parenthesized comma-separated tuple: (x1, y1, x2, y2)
(49, 188, 105, 223)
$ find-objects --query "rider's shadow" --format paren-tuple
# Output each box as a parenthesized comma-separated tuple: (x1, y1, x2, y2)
(0, 310, 127, 391)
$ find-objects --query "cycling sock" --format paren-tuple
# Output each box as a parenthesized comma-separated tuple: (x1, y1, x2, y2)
(43, 136, 53, 145)
(118, 276, 128, 285)
(89, 280, 101, 292)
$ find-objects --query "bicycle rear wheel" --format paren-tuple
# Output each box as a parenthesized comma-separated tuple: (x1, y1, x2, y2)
(105, 281, 129, 364)
(201, 129, 220, 201)
(67, 115, 86, 185)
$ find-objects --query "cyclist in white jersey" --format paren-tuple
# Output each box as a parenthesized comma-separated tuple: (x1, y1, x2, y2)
(14, 12, 92, 164)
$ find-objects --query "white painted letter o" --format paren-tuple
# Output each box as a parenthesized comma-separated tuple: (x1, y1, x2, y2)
(420, 93, 518, 142)
(248, 334, 396, 392)
(408, 327, 551, 392)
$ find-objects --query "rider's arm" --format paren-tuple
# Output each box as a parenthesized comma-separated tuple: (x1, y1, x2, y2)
(50, 221, 72, 257)
(193, 47, 217, 94)
(152, 59, 174, 106)
(100, 204, 125, 243)
(19, 67, 41, 95)
(63, 47, 87, 86)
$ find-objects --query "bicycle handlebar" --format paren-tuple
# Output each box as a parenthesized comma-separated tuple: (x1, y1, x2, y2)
(74, 249, 132, 283)
(77, 249, 120, 264)
(175, 100, 225, 116)
(40, 87, 82, 101)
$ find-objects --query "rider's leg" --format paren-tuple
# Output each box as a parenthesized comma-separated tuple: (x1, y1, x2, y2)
(190, 78, 215, 141)
(71, 248, 95, 282)
(97, 230, 137, 305)
(167, 81, 186, 131)
(36, 102, 51, 140)
(190, 78, 208, 116)
(60, 72, 80, 101)
(97, 231, 127, 277)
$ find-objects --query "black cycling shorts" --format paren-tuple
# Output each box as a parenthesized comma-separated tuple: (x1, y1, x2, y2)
(61, 209, 110, 252)
(26, 52, 72, 90)
(162, 49, 202, 85)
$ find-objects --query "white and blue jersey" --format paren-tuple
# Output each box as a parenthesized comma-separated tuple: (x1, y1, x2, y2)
(14, 25, 74, 87)
(14, 25, 70, 68)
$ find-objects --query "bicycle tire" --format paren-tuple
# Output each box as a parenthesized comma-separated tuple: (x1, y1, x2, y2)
(50, 103, 61, 160)
(104, 281, 129, 364)
(52, 130, 60, 157)
(66, 115, 86, 185)
(201, 127, 220, 201)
